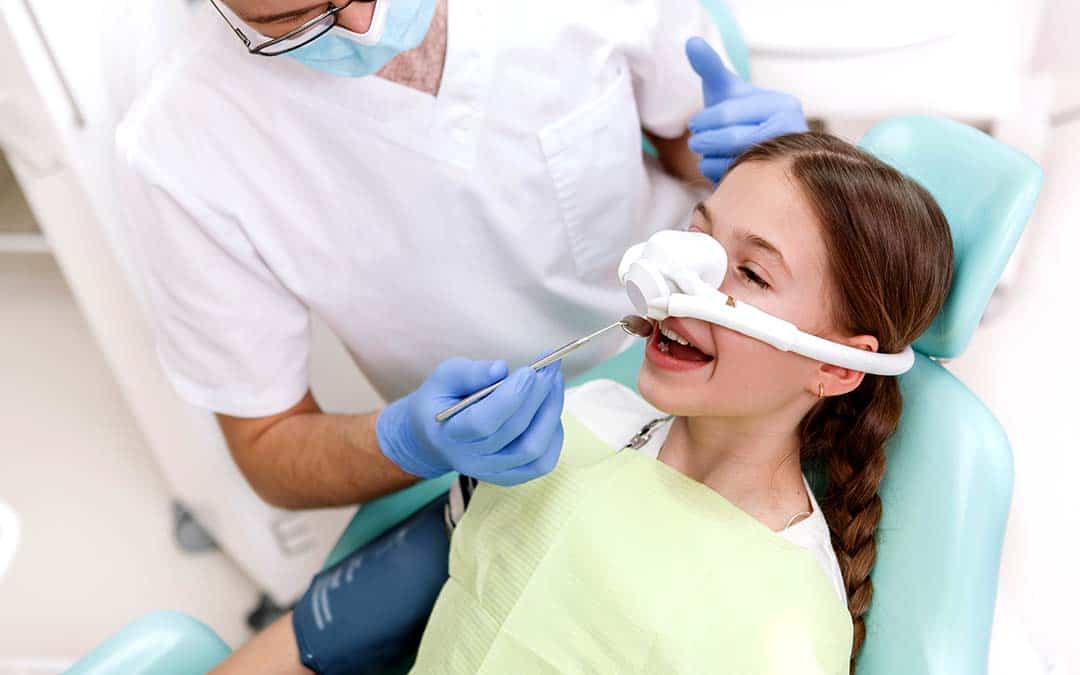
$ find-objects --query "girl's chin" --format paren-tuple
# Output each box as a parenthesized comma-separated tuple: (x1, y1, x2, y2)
(637, 370, 699, 415)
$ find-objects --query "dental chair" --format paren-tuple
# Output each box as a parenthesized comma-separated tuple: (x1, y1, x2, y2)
(65, 113, 1040, 675)
(65, 0, 1042, 663)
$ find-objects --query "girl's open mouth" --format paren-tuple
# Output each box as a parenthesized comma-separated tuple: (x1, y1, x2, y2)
(645, 320, 713, 370)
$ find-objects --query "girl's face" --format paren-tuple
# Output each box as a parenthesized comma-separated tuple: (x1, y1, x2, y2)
(638, 160, 872, 419)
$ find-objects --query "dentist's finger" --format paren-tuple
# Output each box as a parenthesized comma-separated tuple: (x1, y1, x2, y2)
(699, 156, 737, 183)
(443, 365, 550, 442)
(688, 125, 761, 156)
(429, 358, 509, 398)
(484, 421, 564, 487)
(476, 364, 562, 453)
(686, 37, 749, 106)
(469, 371, 565, 476)
(689, 93, 799, 131)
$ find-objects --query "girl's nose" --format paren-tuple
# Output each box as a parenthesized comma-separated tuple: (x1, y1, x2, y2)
(718, 268, 738, 296)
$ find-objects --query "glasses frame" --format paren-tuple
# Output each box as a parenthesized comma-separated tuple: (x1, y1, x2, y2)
(208, 0, 374, 56)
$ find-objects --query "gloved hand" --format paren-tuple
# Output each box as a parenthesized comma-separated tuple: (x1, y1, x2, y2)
(377, 357, 565, 486)
(685, 37, 808, 184)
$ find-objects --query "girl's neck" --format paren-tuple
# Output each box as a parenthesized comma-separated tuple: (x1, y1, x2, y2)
(659, 413, 811, 532)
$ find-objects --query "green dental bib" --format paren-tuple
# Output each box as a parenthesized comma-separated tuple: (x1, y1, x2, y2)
(413, 412, 853, 674)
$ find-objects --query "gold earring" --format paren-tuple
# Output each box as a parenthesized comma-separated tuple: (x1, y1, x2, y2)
(817, 383, 825, 399)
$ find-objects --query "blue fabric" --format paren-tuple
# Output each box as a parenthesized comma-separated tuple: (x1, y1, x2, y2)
(325, 473, 457, 570)
(294, 494, 450, 675)
(287, 0, 436, 77)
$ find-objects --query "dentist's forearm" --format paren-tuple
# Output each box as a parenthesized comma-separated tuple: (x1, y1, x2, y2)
(217, 391, 420, 510)
(648, 128, 710, 186)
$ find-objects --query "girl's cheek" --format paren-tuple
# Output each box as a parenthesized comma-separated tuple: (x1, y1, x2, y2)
(709, 327, 802, 384)
(711, 325, 763, 356)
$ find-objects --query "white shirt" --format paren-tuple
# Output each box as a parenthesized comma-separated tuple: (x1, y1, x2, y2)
(116, 1, 727, 417)
(565, 379, 848, 605)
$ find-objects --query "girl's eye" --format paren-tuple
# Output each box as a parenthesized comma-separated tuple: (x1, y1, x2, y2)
(739, 266, 770, 290)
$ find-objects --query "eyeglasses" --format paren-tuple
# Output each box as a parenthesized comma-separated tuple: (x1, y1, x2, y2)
(208, 0, 375, 56)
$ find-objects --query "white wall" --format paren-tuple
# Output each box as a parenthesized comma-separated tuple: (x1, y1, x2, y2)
(1034, 0, 1080, 72)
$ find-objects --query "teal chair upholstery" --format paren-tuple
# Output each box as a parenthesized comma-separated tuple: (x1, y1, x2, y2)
(851, 116, 1040, 673)
(66, 612, 230, 675)
(700, 0, 751, 81)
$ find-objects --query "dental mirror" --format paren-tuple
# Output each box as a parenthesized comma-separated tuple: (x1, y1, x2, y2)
(435, 315, 652, 422)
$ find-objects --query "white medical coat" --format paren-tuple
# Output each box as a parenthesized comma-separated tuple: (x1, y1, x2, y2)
(118, 0, 727, 417)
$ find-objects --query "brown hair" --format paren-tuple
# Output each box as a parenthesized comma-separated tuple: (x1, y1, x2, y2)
(728, 133, 954, 672)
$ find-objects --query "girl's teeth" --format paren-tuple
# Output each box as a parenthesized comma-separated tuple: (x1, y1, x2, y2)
(660, 326, 689, 346)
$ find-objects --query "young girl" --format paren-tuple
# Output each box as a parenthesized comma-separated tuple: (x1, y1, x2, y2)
(214, 132, 953, 674)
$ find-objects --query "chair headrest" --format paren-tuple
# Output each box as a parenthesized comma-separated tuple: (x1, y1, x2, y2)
(858, 116, 1042, 359)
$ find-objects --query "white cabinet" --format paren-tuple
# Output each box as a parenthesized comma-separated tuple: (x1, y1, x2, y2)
(0, 0, 358, 605)
(0, 153, 44, 253)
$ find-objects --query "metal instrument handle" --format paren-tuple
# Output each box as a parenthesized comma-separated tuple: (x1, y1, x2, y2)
(434, 321, 625, 423)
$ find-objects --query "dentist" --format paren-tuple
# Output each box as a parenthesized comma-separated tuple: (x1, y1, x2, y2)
(117, 0, 806, 508)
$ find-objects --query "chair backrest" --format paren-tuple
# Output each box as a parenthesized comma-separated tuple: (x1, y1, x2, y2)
(851, 116, 1040, 674)
(861, 117, 1041, 360)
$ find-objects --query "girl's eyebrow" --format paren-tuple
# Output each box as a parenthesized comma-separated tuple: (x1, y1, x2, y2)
(695, 202, 791, 279)
(743, 234, 792, 279)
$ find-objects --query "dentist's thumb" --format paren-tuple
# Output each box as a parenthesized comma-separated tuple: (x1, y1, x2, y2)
(686, 37, 745, 107)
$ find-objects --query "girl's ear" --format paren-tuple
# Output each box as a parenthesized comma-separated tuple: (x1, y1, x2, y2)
(813, 334, 879, 397)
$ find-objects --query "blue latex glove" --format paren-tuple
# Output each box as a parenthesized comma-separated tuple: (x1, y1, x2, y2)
(686, 36, 808, 184)
(376, 357, 565, 486)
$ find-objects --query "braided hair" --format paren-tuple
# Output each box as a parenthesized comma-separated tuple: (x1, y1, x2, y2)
(729, 133, 954, 672)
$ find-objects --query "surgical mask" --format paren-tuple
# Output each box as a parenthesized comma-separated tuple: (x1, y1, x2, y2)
(618, 230, 914, 376)
(285, 0, 437, 78)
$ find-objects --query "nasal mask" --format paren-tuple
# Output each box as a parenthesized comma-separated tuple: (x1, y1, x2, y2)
(619, 230, 914, 376)
(285, 0, 436, 78)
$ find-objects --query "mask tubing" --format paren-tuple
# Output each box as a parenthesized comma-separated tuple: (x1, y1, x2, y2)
(662, 293, 914, 376)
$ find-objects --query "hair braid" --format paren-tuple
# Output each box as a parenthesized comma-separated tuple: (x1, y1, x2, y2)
(801, 374, 901, 672)
(730, 132, 954, 672)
